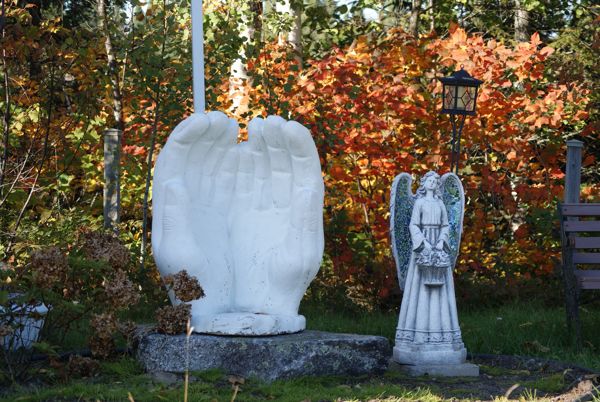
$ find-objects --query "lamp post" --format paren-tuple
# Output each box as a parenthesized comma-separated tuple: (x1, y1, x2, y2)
(438, 68, 483, 175)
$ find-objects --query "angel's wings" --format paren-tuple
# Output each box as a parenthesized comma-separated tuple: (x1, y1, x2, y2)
(440, 173, 465, 267)
(390, 173, 415, 290)
(390, 172, 465, 291)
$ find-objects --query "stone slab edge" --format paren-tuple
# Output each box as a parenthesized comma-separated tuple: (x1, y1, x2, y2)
(390, 360, 479, 377)
(135, 329, 391, 382)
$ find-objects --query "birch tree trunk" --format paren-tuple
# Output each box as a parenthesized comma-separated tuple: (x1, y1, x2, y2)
(514, 0, 530, 42)
(276, 0, 302, 67)
(229, 1, 262, 116)
(97, 0, 124, 131)
(429, 0, 435, 32)
(409, 0, 422, 37)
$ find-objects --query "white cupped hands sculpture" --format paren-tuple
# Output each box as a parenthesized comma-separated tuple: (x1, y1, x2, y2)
(152, 112, 325, 335)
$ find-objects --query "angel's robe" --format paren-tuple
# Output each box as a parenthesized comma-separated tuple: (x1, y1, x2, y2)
(409, 197, 450, 253)
(395, 196, 463, 347)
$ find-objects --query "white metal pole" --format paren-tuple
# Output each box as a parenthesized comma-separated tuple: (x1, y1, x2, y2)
(192, 0, 206, 113)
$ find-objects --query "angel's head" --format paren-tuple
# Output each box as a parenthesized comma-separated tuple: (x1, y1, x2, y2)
(415, 171, 442, 199)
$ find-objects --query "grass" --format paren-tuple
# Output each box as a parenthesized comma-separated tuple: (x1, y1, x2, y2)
(479, 365, 530, 376)
(301, 300, 600, 372)
(521, 373, 565, 393)
(1, 300, 600, 401)
(462, 302, 600, 371)
(0, 362, 446, 402)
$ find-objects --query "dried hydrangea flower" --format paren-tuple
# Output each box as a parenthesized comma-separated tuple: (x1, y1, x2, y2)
(163, 270, 205, 302)
(104, 270, 141, 310)
(91, 312, 118, 335)
(80, 231, 130, 270)
(155, 304, 191, 335)
(89, 312, 117, 358)
(0, 324, 14, 337)
(30, 247, 69, 286)
(117, 320, 137, 346)
(89, 335, 115, 359)
(66, 355, 100, 378)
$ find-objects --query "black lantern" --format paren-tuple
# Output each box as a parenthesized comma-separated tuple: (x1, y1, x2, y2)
(437, 68, 483, 174)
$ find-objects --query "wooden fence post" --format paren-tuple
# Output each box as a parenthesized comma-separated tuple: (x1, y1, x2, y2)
(565, 140, 583, 203)
(103, 129, 121, 232)
(563, 139, 583, 349)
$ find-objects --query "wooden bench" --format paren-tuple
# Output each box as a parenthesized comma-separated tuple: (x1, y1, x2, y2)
(558, 202, 600, 348)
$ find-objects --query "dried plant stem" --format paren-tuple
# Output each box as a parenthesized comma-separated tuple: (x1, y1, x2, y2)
(6, 64, 55, 254)
(231, 385, 240, 402)
(184, 318, 193, 402)
(184, 371, 189, 402)
(0, 0, 10, 198)
(139, 0, 168, 271)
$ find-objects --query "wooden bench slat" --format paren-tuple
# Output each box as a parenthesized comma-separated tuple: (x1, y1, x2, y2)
(573, 252, 600, 264)
(564, 221, 600, 232)
(561, 203, 600, 216)
(577, 279, 600, 290)
(571, 237, 600, 249)
(560, 203, 600, 292)
(579, 281, 600, 290)
(574, 270, 600, 278)
(574, 270, 600, 290)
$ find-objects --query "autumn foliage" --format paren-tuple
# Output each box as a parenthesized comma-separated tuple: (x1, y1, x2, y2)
(245, 27, 592, 306)
(0, 0, 595, 308)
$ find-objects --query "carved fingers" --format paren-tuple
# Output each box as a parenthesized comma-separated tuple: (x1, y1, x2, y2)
(156, 111, 240, 204)
(283, 120, 324, 196)
(195, 113, 239, 206)
(247, 117, 272, 210)
(262, 116, 293, 208)
(243, 115, 323, 211)
(154, 113, 210, 185)
(233, 142, 254, 207)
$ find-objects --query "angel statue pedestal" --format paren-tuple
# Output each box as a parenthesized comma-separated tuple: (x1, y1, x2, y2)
(390, 171, 478, 377)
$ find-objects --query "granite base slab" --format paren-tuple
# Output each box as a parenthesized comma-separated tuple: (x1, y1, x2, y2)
(135, 329, 391, 382)
(390, 360, 479, 377)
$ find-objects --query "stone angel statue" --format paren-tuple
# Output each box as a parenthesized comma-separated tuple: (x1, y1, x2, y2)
(390, 171, 471, 369)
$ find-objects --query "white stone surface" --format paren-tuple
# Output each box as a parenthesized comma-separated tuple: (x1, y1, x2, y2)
(391, 171, 476, 376)
(1, 299, 48, 350)
(152, 112, 324, 335)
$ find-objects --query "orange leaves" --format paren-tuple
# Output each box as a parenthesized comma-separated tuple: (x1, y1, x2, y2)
(449, 47, 470, 65)
(530, 32, 543, 47)
(539, 47, 554, 58)
(448, 26, 468, 46)
(243, 26, 591, 294)
(122, 145, 146, 157)
(329, 165, 350, 182)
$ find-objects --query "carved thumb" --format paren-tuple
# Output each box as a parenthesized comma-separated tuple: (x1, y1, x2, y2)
(287, 188, 323, 270)
(160, 180, 192, 251)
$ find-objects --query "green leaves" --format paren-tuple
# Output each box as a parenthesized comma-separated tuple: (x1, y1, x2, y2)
(0, 291, 9, 305)
(33, 341, 60, 358)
